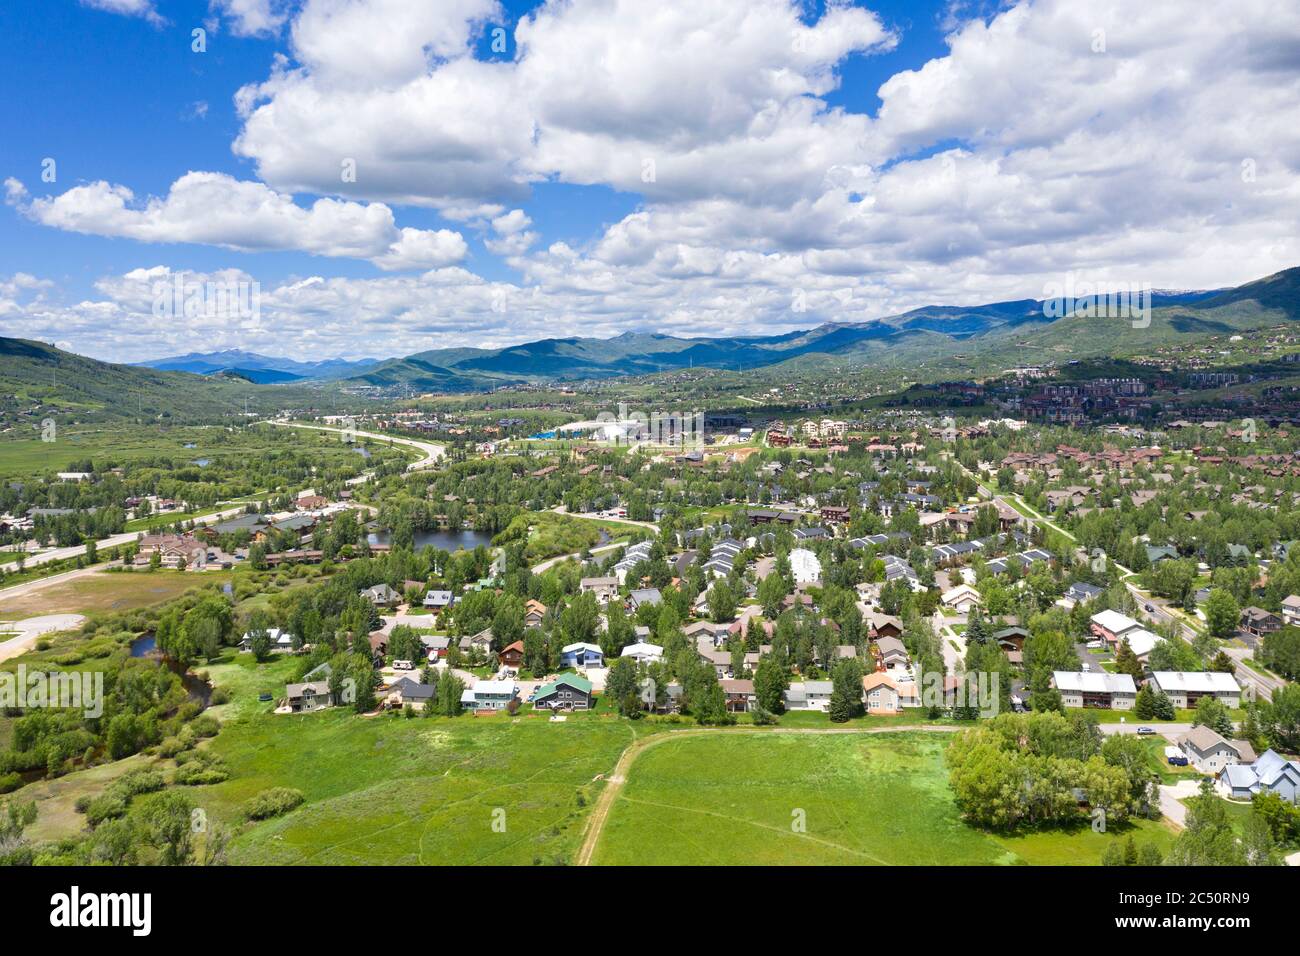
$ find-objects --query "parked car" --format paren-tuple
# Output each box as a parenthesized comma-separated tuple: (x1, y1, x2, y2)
(1137, 726, 1156, 736)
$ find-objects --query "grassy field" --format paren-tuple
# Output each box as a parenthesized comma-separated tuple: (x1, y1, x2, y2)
(592, 731, 1178, 865)
(0, 568, 233, 618)
(199, 709, 635, 865)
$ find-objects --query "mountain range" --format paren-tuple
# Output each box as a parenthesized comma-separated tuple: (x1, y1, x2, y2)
(5, 266, 1300, 421)
(136, 350, 380, 384)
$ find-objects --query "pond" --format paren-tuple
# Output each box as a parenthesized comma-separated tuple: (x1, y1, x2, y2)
(129, 634, 211, 706)
(367, 527, 496, 552)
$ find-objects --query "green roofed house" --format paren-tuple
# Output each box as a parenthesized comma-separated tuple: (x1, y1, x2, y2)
(531, 674, 594, 712)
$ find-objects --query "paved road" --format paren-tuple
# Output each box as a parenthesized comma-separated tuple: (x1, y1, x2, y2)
(1098, 722, 1191, 738)
(0, 503, 250, 575)
(1125, 583, 1279, 702)
(264, 420, 444, 476)
(532, 539, 630, 575)
(0, 613, 87, 663)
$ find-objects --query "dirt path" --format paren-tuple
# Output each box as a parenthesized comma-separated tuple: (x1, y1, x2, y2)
(574, 724, 960, 866)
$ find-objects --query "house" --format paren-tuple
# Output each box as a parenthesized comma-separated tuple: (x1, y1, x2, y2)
(620, 641, 664, 664)
(1145, 544, 1179, 564)
(1051, 671, 1136, 710)
(296, 494, 328, 511)
(498, 641, 525, 669)
(458, 628, 495, 657)
(719, 678, 756, 713)
(285, 680, 332, 713)
(422, 590, 454, 613)
(1240, 606, 1281, 638)
(992, 626, 1029, 663)
(1149, 671, 1241, 709)
(1281, 594, 1300, 628)
(422, 635, 452, 660)
(460, 679, 518, 711)
(580, 576, 620, 605)
(784, 680, 833, 712)
(390, 677, 436, 711)
(861, 672, 902, 714)
(524, 599, 548, 628)
(133, 533, 208, 570)
(628, 588, 663, 611)
(1218, 750, 1300, 803)
(874, 635, 910, 670)
(1089, 609, 1142, 646)
(1117, 627, 1162, 660)
(361, 583, 400, 607)
(1177, 726, 1254, 775)
(867, 612, 904, 640)
(532, 674, 594, 711)
(1058, 581, 1104, 610)
(559, 642, 605, 669)
(238, 627, 295, 654)
(941, 584, 982, 614)
(789, 547, 822, 585)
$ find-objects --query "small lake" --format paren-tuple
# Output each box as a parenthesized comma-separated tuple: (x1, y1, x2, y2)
(367, 528, 496, 552)
(191, 458, 211, 467)
(130, 635, 156, 658)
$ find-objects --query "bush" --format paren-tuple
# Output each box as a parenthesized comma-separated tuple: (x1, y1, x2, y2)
(0, 772, 21, 794)
(84, 792, 128, 826)
(173, 762, 229, 786)
(188, 715, 220, 738)
(243, 787, 306, 820)
(209, 687, 231, 706)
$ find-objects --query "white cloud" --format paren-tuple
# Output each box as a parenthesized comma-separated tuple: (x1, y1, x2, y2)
(14, 172, 468, 270)
(210, 0, 292, 37)
(22, 0, 1300, 359)
(79, 0, 165, 27)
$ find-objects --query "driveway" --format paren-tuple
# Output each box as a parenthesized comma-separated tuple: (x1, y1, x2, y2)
(1157, 779, 1203, 829)
(0, 613, 87, 663)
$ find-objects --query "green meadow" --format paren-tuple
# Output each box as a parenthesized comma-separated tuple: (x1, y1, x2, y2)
(198, 709, 635, 866)
(592, 732, 1178, 866)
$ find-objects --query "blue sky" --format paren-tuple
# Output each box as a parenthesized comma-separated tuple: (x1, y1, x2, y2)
(1, 1, 1295, 361)
(0, 0, 953, 291)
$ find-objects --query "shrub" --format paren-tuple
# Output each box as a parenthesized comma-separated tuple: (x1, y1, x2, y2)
(84, 792, 128, 826)
(209, 687, 231, 706)
(0, 772, 22, 794)
(243, 787, 305, 820)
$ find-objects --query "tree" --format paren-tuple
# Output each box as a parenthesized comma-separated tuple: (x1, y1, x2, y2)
(754, 656, 788, 713)
(1203, 588, 1240, 641)
(134, 791, 196, 866)
(1193, 695, 1234, 737)
(1133, 683, 1158, 720)
(1113, 638, 1144, 679)
(605, 657, 640, 712)
(707, 579, 737, 623)
(828, 657, 864, 723)
(1167, 779, 1246, 866)
(436, 672, 464, 717)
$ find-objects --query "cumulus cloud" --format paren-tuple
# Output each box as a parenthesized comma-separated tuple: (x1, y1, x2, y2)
(79, 0, 165, 27)
(27, 0, 1300, 359)
(209, 0, 292, 37)
(13, 172, 468, 270)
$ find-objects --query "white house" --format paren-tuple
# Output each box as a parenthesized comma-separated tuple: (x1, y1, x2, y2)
(459, 679, 518, 711)
(1281, 594, 1300, 628)
(1090, 609, 1143, 646)
(789, 547, 822, 585)
(940, 584, 982, 614)
(1149, 671, 1242, 709)
(239, 627, 295, 654)
(784, 680, 833, 712)
(620, 641, 664, 664)
(1051, 671, 1136, 710)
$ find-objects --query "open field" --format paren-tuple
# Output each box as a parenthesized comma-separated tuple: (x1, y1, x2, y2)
(200, 709, 635, 865)
(591, 731, 1178, 865)
(0, 568, 233, 619)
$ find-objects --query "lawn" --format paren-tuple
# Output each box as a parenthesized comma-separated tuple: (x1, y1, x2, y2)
(592, 731, 1177, 865)
(199, 709, 635, 865)
(0, 568, 234, 618)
